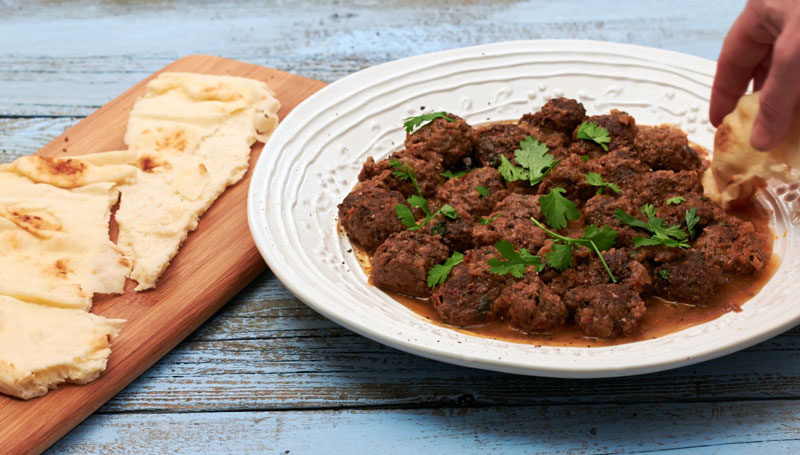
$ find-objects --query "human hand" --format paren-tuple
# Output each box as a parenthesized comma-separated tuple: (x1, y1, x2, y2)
(709, 0, 800, 151)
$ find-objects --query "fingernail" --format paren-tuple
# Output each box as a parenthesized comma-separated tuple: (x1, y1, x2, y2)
(751, 120, 772, 151)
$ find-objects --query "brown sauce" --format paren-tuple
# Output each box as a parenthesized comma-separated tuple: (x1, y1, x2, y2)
(355, 202, 779, 347)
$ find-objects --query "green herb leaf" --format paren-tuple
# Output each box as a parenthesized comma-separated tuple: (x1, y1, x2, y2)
(539, 187, 580, 229)
(530, 217, 618, 282)
(403, 112, 455, 133)
(686, 207, 700, 238)
(585, 172, 621, 195)
(475, 185, 490, 197)
(580, 154, 590, 163)
(440, 204, 458, 220)
(389, 157, 412, 181)
(576, 121, 611, 151)
(666, 196, 686, 205)
(498, 154, 528, 182)
(515, 136, 558, 186)
(487, 240, 544, 278)
(441, 169, 470, 179)
(395, 204, 416, 229)
(545, 242, 574, 271)
(658, 268, 671, 281)
(616, 205, 690, 249)
(427, 251, 464, 287)
(478, 213, 503, 226)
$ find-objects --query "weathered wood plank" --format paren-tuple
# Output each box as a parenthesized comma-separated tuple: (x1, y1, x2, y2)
(81, 270, 799, 413)
(46, 400, 800, 454)
(0, 117, 81, 161)
(0, 0, 743, 115)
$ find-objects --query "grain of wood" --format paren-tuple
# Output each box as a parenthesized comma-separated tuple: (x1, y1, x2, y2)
(47, 400, 800, 454)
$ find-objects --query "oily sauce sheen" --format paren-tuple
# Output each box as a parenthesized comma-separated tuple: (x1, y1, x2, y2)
(357, 204, 776, 347)
(338, 98, 778, 346)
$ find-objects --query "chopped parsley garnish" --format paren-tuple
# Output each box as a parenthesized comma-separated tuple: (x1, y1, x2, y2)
(666, 196, 686, 205)
(391, 159, 457, 231)
(530, 218, 618, 282)
(658, 268, 671, 281)
(476, 185, 490, 197)
(580, 154, 590, 163)
(403, 112, 454, 133)
(487, 240, 543, 278)
(615, 204, 690, 249)
(686, 207, 700, 238)
(497, 136, 559, 187)
(576, 121, 611, 151)
(585, 172, 621, 195)
(539, 187, 580, 229)
(478, 213, 502, 226)
(427, 251, 464, 287)
(441, 169, 470, 179)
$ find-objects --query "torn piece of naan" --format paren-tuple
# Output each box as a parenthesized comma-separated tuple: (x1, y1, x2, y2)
(0, 151, 137, 310)
(114, 72, 281, 290)
(704, 92, 800, 208)
(0, 295, 124, 400)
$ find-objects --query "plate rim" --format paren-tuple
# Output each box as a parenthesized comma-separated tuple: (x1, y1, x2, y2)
(248, 39, 797, 378)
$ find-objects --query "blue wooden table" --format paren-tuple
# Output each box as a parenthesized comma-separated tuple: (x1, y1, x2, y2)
(3, 1, 799, 453)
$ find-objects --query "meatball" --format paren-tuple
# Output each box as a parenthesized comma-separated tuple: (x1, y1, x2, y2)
(338, 181, 408, 252)
(423, 203, 478, 252)
(653, 252, 725, 304)
(538, 154, 602, 206)
(495, 275, 568, 332)
(544, 248, 650, 296)
(515, 122, 572, 160)
(695, 220, 770, 275)
(472, 193, 546, 252)
(436, 166, 508, 216)
(596, 149, 652, 191)
(576, 109, 638, 151)
(633, 125, 703, 172)
(404, 113, 477, 166)
(525, 97, 587, 134)
(474, 123, 529, 168)
(656, 194, 724, 232)
(430, 246, 513, 325)
(565, 284, 646, 338)
(358, 147, 444, 198)
(631, 170, 703, 207)
(583, 194, 640, 248)
(371, 230, 450, 298)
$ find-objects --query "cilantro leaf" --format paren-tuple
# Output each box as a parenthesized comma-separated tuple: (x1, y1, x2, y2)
(580, 154, 590, 163)
(487, 240, 544, 278)
(581, 224, 618, 251)
(616, 205, 690, 249)
(441, 169, 470, 179)
(389, 157, 412, 181)
(475, 185, 490, 197)
(576, 121, 611, 151)
(545, 242, 574, 271)
(658, 268, 671, 281)
(585, 172, 621, 195)
(497, 136, 559, 186)
(403, 112, 454, 133)
(531, 217, 618, 282)
(539, 187, 580, 229)
(515, 136, 557, 186)
(478, 213, 502, 226)
(666, 196, 686, 205)
(395, 204, 416, 229)
(498, 154, 528, 182)
(427, 251, 464, 287)
(440, 204, 458, 220)
(686, 207, 700, 238)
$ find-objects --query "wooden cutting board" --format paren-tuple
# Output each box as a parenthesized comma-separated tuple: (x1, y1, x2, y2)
(0, 55, 326, 454)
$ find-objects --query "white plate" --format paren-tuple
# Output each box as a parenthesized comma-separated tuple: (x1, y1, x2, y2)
(248, 40, 800, 378)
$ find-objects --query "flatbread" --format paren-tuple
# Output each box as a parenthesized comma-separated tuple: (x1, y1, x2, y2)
(0, 151, 136, 310)
(704, 92, 800, 208)
(0, 295, 124, 400)
(115, 72, 280, 290)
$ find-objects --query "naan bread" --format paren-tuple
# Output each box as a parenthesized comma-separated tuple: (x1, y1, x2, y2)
(704, 92, 800, 208)
(0, 295, 124, 400)
(0, 151, 136, 310)
(115, 72, 280, 290)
